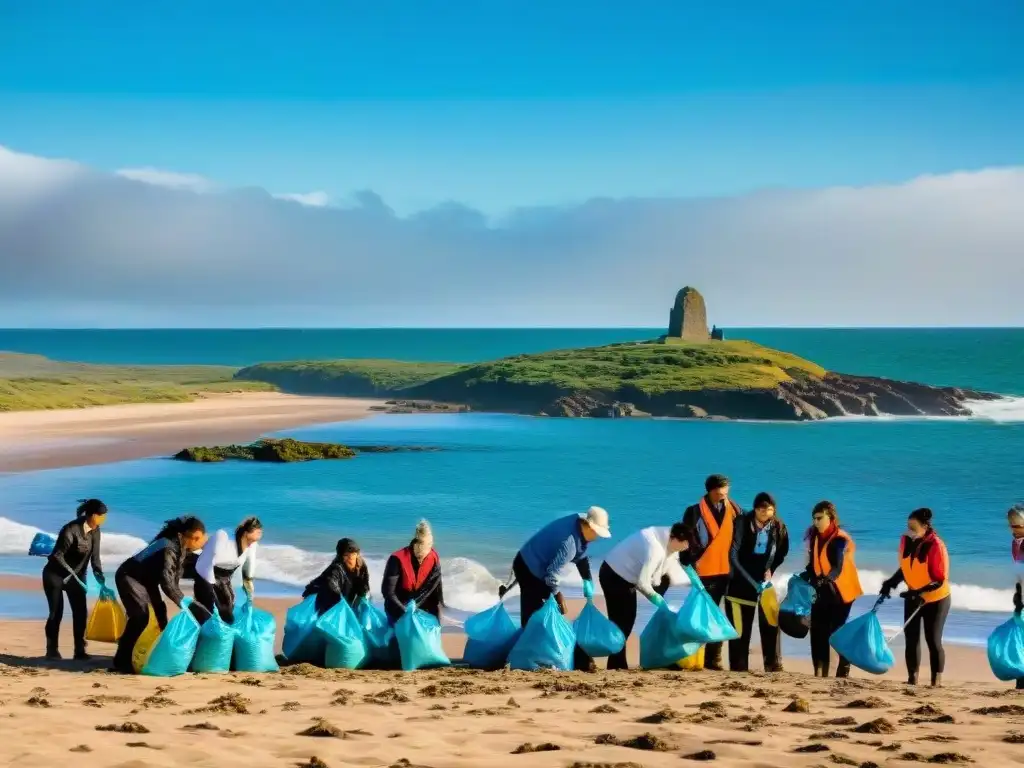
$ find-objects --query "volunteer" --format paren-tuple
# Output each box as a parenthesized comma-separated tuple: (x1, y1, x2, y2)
(506, 506, 611, 671)
(1009, 504, 1024, 690)
(381, 520, 444, 625)
(678, 474, 742, 671)
(43, 498, 108, 661)
(193, 516, 263, 624)
(303, 537, 371, 614)
(112, 516, 208, 674)
(599, 523, 689, 670)
(726, 492, 790, 673)
(801, 501, 863, 678)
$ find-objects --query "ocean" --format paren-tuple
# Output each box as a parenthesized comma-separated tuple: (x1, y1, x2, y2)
(1, 327, 1023, 644)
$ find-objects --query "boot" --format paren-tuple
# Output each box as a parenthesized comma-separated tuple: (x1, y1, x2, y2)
(836, 661, 850, 679)
(45, 642, 61, 661)
(74, 642, 91, 662)
(704, 647, 724, 672)
(907, 670, 919, 686)
(813, 663, 827, 678)
(930, 672, 943, 688)
(764, 661, 785, 673)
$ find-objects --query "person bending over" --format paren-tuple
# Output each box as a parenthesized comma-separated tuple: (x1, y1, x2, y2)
(193, 516, 263, 624)
(381, 521, 443, 625)
(303, 537, 371, 615)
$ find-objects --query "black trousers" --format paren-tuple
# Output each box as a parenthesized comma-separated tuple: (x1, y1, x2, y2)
(699, 574, 730, 668)
(42, 564, 88, 653)
(112, 565, 165, 672)
(904, 595, 950, 678)
(809, 592, 853, 675)
(193, 576, 236, 624)
(598, 562, 670, 670)
(513, 553, 593, 670)
(726, 591, 781, 672)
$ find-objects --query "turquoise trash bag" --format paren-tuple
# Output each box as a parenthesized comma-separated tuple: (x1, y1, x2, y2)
(829, 601, 894, 675)
(639, 603, 701, 669)
(233, 596, 279, 673)
(191, 608, 236, 674)
(779, 574, 817, 639)
(674, 566, 739, 644)
(463, 601, 521, 669)
(395, 601, 450, 671)
(573, 598, 625, 657)
(355, 597, 396, 664)
(508, 594, 576, 671)
(987, 614, 1024, 681)
(282, 594, 326, 664)
(28, 532, 56, 557)
(315, 598, 369, 670)
(142, 598, 201, 677)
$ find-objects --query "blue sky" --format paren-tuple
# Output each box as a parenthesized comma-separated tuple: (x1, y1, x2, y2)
(2, 1, 1023, 214)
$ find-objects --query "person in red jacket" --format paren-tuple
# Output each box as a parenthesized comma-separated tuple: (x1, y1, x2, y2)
(381, 520, 443, 625)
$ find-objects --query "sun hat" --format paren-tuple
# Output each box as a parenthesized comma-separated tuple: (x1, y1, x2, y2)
(579, 506, 611, 538)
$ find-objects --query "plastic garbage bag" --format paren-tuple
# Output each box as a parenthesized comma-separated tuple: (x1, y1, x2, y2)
(316, 598, 368, 670)
(85, 586, 126, 643)
(28, 532, 56, 557)
(395, 601, 450, 671)
(987, 614, 1024, 681)
(779, 575, 816, 639)
(760, 584, 780, 627)
(463, 601, 521, 669)
(573, 598, 625, 657)
(191, 609, 236, 674)
(674, 567, 738, 644)
(676, 645, 706, 670)
(132, 608, 161, 673)
(233, 597, 279, 673)
(639, 603, 701, 669)
(355, 597, 395, 663)
(508, 595, 576, 671)
(282, 595, 325, 664)
(143, 598, 201, 677)
(829, 607, 893, 675)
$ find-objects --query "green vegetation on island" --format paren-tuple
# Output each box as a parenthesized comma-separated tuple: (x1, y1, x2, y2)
(233, 358, 461, 397)
(173, 438, 444, 463)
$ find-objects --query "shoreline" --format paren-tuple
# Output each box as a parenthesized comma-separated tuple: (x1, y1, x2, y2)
(0, 392, 384, 473)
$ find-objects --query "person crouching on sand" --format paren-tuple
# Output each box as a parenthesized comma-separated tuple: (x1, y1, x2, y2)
(506, 506, 611, 672)
(880, 508, 951, 687)
(1009, 504, 1024, 691)
(381, 521, 444, 625)
(112, 516, 208, 674)
(599, 522, 689, 670)
(303, 538, 371, 615)
(43, 498, 108, 660)
(801, 501, 863, 678)
(726, 492, 790, 673)
(193, 516, 263, 624)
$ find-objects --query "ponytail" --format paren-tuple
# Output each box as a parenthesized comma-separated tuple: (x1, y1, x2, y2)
(76, 498, 107, 521)
(235, 516, 263, 540)
(154, 515, 205, 542)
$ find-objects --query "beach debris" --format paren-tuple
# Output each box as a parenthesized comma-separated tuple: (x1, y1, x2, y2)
(699, 700, 729, 718)
(236, 676, 263, 686)
(364, 688, 411, 706)
(830, 755, 858, 766)
(81, 694, 133, 708)
(296, 758, 329, 768)
(897, 753, 973, 764)
(141, 694, 177, 708)
(594, 733, 674, 751)
(68, 745, 92, 753)
(182, 722, 220, 731)
(567, 763, 644, 768)
(590, 703, 619, 714)
(636, 708, 682, 724)
(282, 701, 302, 711)
(707, 739, 763, 746)
(971, 704, 1024, 716)
(297, 719, 344, 738)
(506, 697, 520, 708)
(389, 759, 437, 768)
(184, 693, 250, 715)
(810, 731, 850, 741)
(823, 716, 858, 726)
(534, 679, 608, 699)
(854, 718, 897, 734)
(845, 697, 888, 709)
(784, 698, 810, 713)
(126, 741, 162, 750)
(96, 722, 150, 734)
(26, 695, 50, 707)
(919, 735, 959, 743)
(1004, 732, 1024, 744)
(511, 742, 561, 754)
(793, 744, 829, 753)
(682, 750, 717, 761)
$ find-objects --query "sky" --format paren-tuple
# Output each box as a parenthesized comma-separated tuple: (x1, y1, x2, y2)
(1, 1, 1023, 327)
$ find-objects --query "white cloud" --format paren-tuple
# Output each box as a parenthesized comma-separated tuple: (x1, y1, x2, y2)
(1, 144, 1023, 327)
(273, 191, 331, 207)
(115, 166, 216, 193)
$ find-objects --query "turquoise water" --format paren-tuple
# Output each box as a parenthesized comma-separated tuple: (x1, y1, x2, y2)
(1, 328, 1022, 642)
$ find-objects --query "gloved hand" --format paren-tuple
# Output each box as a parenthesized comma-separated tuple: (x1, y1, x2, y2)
(1014, 587, 1023, 615)
(95, 573, 106, 586)
(498, 584, 509, 599)
(647, 593, 667, 609)
(880, 576, 899, 599)
(757, 581, 769, 595)
(582, 580, 595, 600)
(188, 601, 210, 623)
(554, 592, 568, 615)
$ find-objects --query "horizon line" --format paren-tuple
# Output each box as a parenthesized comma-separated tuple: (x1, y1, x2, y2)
(1, 325, 1023, 332)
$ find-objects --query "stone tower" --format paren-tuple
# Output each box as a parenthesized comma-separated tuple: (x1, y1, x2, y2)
(667, 286, 710, 341)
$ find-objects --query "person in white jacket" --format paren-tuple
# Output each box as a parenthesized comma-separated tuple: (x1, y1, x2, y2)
(598, 523, 690, 670)
(193, 516, 262, 624)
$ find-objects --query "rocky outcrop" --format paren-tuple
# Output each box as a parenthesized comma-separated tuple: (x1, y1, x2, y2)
(667, 286, 710, 341)
(173, 438, 442, 463)
(541, 395, 645, 418)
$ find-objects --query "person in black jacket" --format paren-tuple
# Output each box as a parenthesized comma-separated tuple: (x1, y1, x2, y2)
(111, 516, 207, 674)
(302, 538, 371, 615)
(43, 499, 108, 660)
(381, 520, 444, 625)
(726, 492, 790, 672)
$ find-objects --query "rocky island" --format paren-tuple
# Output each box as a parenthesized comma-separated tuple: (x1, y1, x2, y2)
(234, 288, 1004, 422)
(173, 438, 441, 463)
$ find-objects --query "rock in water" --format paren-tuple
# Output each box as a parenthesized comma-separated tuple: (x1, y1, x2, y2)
(667, 286, 710, 341)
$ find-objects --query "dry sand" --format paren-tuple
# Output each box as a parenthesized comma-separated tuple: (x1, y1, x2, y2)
(0, 392, 384, 472)
(1, 595, 1022, 768)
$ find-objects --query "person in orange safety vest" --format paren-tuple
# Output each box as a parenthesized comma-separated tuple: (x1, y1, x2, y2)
(381, 520, 443, 625)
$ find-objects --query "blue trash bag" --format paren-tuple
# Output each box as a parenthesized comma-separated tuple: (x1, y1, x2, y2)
(829, 605, 894, 675)
(395, 601, 451, 671)
(28, 532, 56, 557)
(282, 594, 326, 664)
(508, 594, 576, 671)
(355, 597, 396, 663)
(639, 603, 702, 669)
(233, 597, 279, 673)
(574, 598, 626, 657)
(191, 609, 236, 674)
(142, 598, 201, 677)
(674, 566, 739, 644)
(463, 601, 521, 669)
(779, 574, 817, 639)
(987, 614, 1024, 681)
(315, 598, 369, 670)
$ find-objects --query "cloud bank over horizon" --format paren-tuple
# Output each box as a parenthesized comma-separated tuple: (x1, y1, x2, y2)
(1, 145, 1022, 328)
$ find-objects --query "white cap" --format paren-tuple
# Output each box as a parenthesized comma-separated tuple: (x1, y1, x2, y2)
(579, 506, 611, 538)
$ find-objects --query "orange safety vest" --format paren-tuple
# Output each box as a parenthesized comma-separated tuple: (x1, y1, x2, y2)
(812, 529, 863, 604)
(899, 534, 950, 604)
(393, 547, 439, 592)
(695, 498, 738, 578)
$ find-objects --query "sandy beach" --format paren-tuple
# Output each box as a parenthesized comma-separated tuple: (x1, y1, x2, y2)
(1, 591, 1021, 768)
(0, 392, 384, 473)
